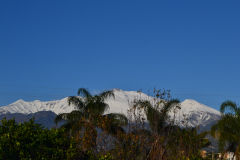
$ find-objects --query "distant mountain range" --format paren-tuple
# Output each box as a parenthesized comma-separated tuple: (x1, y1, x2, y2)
(0, 89, 221, 130)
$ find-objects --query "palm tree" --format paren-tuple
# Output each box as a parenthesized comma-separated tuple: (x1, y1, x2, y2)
(211, 100, 240, 159)
(131, 98, 210, 159)
(54, 88, 128, 146)
(171, 127, 210, 159)
(132, 99, 180, 134)
(130, 98, 183, 159)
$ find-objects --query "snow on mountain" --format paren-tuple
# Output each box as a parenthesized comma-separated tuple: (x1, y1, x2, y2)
(0, 98, 75, 115)
(0, 89, 221, 129)
(178, 99, 220, 128)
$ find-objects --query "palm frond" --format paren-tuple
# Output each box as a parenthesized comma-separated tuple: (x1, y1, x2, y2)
(97, 113, 128, 135)
(149, 107, 164, 133)
(61, 121, 76, 132)
(54, 111, 84, 125)
(54, 113, 69, 125)
(66, 110, 85, 121)
(68, 96, 85, 110)
(86, 99, 109, 115)
(132, 99, 165, 132)
(220, 100, 238, 114)
(211, 113, 240, 152)
(104, 113, 128, 126)
(133, 100, 152, 111)
(99, 90, 115, 100)
(162, 99, 180, 113)
(77, 88, 92, 98)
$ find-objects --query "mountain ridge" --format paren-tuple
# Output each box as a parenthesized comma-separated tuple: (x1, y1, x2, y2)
(0, 89, 221, 129)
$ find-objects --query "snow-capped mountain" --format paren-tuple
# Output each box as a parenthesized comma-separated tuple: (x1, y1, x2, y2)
(0, 89, 221, 129)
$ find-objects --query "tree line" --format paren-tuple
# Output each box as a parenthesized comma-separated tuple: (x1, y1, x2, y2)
(0, 88, 239, 160)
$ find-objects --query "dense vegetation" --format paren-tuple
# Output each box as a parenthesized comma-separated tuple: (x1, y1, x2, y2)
(211, 101, 240, 159)
(0, 118, 76, 159)
(0, 88, 239, 159)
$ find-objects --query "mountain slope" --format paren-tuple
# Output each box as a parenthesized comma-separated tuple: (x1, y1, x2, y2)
(0, 111, 57, 128)
(0, 89, 221, 129)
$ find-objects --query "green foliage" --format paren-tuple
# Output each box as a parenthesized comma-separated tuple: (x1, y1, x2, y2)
(55, 88, 128, 135)
(54, 88, 128, 154)
(128, 90, 209, 160)
(0, 118, 77, 160)
(211, 100, 240, 155)
(167, 127, 210, 159)
(0, 88, 214, 160)
(131, 90, 180, 135)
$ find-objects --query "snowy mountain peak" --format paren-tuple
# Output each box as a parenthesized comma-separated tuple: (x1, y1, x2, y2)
(12, 99, 26, 104)
(0, 90, 221, 129)
(181, 99, 220, 116)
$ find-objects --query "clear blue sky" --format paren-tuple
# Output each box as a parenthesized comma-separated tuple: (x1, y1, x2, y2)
(0, 0, 240, 110)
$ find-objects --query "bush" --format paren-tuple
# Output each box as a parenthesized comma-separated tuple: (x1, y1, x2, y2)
(0, 118, 76, 160)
